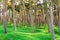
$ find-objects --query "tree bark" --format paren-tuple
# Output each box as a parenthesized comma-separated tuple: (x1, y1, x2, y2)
(29, 1, 34, 32)
(46, 0, 51, 32)
(23, 1, 27, 26)
(2, 0, 7, 33)
(58, 3, 60, 35)
(50, 0, 55, 40)
(11, 0, 16, 31)
(46, 0, 55, 40)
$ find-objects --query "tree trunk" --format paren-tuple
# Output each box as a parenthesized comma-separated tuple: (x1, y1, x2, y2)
(11, 9, 14, 22)
(23, 1, 27, 26)
(50, 6, 55, 40)
(58, 4, 60, 35)
(11, 0, 16, 31)
(46, 0, 55, 40)
(2, 0, 7, 33)
(34, 0, 37, 24)
(29, 1, 34, 32)
(34, 0, 40, 29)
(50, 0, 55, 40)
(46, 0, 51, 32)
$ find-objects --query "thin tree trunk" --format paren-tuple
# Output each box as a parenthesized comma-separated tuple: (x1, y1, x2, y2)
(37, 15, 40, 29)
(34, 0, 37, 24)
(29, 9, 34, 33)
(46, 0, 51, 32)
(58, 4, 60, 35)
(50, 6, 54, 40)
(34, 0, 41, 29)
(11, 0, 16, 31)
(46, 0, 55, 40)
(11, 9, 14, 22)
(29, 1, 34, 32)
(23, 1, 27, 26)
(50, 0, 55, 40)
(2, 0, 7, 33)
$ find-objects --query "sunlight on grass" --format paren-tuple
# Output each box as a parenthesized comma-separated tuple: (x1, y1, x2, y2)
(0, 23, 60, 40)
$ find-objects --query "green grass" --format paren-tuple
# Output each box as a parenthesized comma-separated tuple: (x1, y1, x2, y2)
(0, 22, 60, 40)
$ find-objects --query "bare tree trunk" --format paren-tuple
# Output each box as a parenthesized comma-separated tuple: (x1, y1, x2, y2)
(50, 0, 55, 40)
(34, 0, 37, 24)
(23, 1, 27, 26)
(29, 10, 34, 33)
(29, 1, 34, 32)
(58, 3, 60, 35)
(2, 0, 7, 33)
(37, 15, 40, 29)
(46, 0, 55, 40)
(46, 0, 51, 32)
(34, 0, 40, 29)
(11, 0, 16, 31)
(11, 9, 14, 22)
(50, 6, 54, 40)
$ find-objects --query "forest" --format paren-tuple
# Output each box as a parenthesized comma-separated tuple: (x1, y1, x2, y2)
(0, 0, 60, 40)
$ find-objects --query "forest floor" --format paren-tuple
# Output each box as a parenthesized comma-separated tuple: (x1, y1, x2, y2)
(0, 22, 60, 40)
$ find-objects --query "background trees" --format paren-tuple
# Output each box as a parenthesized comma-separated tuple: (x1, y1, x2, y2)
(0, 0, 60, 40)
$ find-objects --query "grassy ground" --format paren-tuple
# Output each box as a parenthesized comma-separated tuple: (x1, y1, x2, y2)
(0, 22, 60, 40)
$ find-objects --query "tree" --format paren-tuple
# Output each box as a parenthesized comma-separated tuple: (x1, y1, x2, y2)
(34, 0, 37, 28)
(49, 0, 55, 40)
(11, 0, 16, 31)
(23, 0, 27, 26)
(45, 0, 51, 32)
(29, 0, 34, 32)
(58, 0, 60, 36)
(45, 0, 55, 40)
(2, 0, 7, 33)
